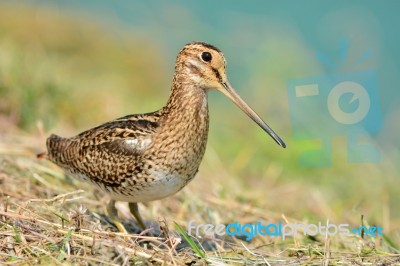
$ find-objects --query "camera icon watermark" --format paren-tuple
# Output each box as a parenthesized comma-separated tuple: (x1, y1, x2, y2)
(287, 42, 381, 168)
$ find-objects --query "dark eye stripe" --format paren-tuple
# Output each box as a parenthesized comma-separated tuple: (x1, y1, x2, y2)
(212, 67, 222, 82)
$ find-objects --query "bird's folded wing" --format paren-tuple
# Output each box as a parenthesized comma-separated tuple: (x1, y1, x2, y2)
(56, 114, 160, 165)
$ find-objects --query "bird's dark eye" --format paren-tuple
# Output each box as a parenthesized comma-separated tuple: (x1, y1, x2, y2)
(201, 52, 212, 62)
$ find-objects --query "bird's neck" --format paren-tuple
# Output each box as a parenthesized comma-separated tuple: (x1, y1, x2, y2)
(152, 74, 210, 181)
(164, 75, 209, 118)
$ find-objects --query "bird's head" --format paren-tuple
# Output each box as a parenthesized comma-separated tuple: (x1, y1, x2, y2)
(175, 42, 286, 148)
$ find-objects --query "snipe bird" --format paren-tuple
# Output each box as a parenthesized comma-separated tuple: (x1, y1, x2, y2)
(39, 42, 286, 232)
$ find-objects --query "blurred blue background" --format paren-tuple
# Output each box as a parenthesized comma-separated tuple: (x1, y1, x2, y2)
(23, 0, 399, 158)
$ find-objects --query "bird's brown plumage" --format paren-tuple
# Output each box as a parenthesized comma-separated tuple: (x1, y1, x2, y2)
(41, 41, 285, 230)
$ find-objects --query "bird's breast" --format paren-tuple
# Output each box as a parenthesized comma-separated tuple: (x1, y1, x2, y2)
(148, 98, 209, 184)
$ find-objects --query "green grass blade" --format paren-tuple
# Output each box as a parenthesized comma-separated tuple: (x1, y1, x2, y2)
(382, 233, 400, 252)
(174, 222, 205, 258)
(13, 224, 22, 244)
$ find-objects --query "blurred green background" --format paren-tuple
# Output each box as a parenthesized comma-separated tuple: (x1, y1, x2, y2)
(0, 1, 399, 242)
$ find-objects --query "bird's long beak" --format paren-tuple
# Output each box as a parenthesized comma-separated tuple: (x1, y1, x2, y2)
(220, 81, 286, 148)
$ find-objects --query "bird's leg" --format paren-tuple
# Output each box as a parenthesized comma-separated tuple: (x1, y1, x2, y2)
(128, 202, 146, 231)
(107, 199, 128, 233)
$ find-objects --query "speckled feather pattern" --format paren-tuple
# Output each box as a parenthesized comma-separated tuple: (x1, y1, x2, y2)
(46, 42, 217, 203)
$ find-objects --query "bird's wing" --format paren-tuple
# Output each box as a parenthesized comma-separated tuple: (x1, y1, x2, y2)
(75, 114, 159, 149)
(47, 112, 162, 173)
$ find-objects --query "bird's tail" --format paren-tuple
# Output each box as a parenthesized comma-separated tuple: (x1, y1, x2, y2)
(36, 152, 48, 159)
(37, 134, 69, 163)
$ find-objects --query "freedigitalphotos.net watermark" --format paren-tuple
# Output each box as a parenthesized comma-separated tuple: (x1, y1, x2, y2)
(188, 220, 383, 241)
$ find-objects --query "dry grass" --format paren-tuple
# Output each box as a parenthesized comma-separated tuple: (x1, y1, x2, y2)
(0, 128, 399, 265)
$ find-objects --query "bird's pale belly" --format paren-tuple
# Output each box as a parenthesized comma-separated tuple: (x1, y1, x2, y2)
(71, 169, 197, 203)
(111, 172, 195, 202)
